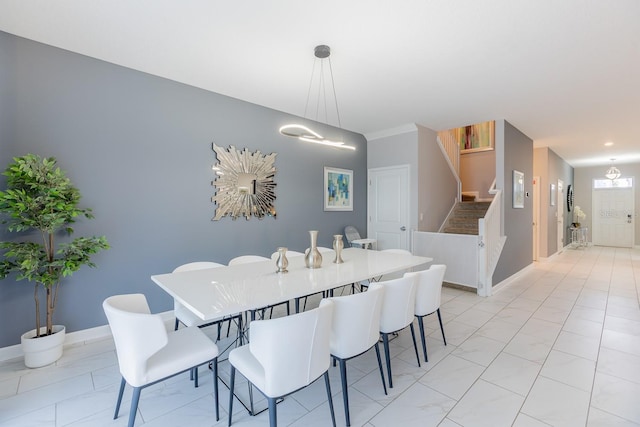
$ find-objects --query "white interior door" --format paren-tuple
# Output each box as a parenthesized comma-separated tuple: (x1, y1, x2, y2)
(592, 187, 634, 247)
(557, 179, 564, 251)
(368, 165, 410, 250)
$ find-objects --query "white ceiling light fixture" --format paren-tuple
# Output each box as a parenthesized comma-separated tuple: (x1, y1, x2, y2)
(279, 45, 355, 151)
(605, 158, 621, 180)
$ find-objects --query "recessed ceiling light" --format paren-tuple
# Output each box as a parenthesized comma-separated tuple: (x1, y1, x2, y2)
(604, 141, 614, 146)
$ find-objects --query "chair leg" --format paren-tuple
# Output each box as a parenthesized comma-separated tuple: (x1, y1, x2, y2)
(194, 367, 199, 387)
(437, 308, 447, 345)
(409, 323, 421, 367)
(381, 333, 393, 388)
(228, 366, 235, 427)
(268, 397, 277, 427)
(174, 318, 180, 331)
(338, 358, 350, 426)
(417, 315, 428, 363)
(114, 377, 126, 419)
(286, 301, 290, 315)
(128, 387, 141, 427)
(324, 371, 337, 427)
(226, 318, 232, 338)
(373, 342, 387, 395)
(212, 358, 219, 421)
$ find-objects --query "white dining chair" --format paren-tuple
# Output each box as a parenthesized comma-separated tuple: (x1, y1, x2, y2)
(326, 284, 386, 426)
(378, 274, 420, 388)
(228, 299, 336, 427)
(229, 255, 291, 319)
(103, 293, 220, 427)
(172, 262, 244, 372)
(406, 264, 447, 362)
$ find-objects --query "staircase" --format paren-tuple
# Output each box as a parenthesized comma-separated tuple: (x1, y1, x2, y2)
(443, 201, 491, 235)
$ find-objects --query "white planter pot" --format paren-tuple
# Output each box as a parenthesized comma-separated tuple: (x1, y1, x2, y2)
(21, 325, 66, 368)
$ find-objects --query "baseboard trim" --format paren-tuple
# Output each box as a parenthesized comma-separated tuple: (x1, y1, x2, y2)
(0, 311, 174, 364)
(492, 262, 535, 294)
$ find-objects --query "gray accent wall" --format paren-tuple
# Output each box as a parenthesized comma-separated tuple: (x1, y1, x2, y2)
(493, 120, 534, 284)
(0, 31, 367, 347)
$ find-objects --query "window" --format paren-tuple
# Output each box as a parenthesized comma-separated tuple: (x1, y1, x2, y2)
(593, 177, 633, 189)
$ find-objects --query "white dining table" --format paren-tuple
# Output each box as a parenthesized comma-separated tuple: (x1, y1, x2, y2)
(151, 247, 432, 322)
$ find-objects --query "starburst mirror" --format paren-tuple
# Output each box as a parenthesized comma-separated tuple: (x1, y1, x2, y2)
(211, 144, 277, 220)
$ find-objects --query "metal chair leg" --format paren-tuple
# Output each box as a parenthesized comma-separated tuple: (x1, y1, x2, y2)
(268, 397, 277, 427)
(228, 366, 236, 427)
(409, 323, 421, 367)
(374, 342, 388, 395)
(212, 358, 219, 421)
(417, 315, 428, 362)
(437, 308, 447, 345)
(114, 377, 126, 419)
(324, 371, 337, 427)
(338, 358, 350, 426)
(382, 333, 393, 388)
(128, 387, 141, 427)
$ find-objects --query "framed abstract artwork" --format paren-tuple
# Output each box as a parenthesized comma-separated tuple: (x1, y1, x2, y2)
(452, 120, 495, 154)
(513, 170, 524, 209)
(324, 167, 353, 211)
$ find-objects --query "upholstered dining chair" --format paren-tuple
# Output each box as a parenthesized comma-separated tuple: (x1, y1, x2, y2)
(228, 299, 336, 427)
(228, 255, 290, 320)
(327, 284, 386, 426)
(405, 264, 447, 362)
(103, 293, 219, 427)
(378, 274, 420, 388)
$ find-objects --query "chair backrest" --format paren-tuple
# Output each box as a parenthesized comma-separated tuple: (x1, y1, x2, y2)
(407, 264, 446, 316)
(228, 255, 270, 266)
(327, 283, 384, 359)
(378, 275, 417, 334)
(270, 250, 304, 261)
(172, 262, 225, 312)
(249, 299, 333, 397)
(344, 226, 361, 245)
(173, 261, 225, 273)
(103, 294, 168, 386)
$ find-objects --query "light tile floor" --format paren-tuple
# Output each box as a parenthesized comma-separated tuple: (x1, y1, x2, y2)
(1, 246, 640, 426)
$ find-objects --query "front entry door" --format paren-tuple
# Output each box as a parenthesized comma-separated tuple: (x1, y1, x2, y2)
(592, 187, 634, 247)
(368, 165, 410, 250)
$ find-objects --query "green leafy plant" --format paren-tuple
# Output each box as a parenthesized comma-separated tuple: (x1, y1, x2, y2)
(0, 154, 109, 338)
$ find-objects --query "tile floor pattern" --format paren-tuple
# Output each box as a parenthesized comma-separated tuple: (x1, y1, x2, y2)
(1, 246, 640, 426)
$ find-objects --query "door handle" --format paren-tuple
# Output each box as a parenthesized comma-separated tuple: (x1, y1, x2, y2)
(400, 226, 406, 231)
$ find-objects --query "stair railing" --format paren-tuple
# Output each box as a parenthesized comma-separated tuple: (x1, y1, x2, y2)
(477, 189, 506, 296)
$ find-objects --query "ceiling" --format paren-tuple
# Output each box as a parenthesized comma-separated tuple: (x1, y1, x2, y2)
(1, 0, 638, 167)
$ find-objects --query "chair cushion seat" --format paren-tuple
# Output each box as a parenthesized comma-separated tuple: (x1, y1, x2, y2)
(228, 345, 268, 395)
(134, 327, 219, 387)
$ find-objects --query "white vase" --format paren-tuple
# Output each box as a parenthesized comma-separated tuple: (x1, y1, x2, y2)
(21, 325, 65, 368)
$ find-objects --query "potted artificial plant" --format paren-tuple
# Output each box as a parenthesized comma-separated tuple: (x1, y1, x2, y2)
(0, 154, 109, 367)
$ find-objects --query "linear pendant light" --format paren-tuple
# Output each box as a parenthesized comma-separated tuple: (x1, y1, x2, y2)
(279, 45, 355, 151)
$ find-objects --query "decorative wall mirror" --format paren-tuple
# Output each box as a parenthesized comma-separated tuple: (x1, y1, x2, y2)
(211, 144, 277, 220)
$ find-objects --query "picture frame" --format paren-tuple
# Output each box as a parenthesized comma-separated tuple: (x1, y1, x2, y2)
(452, 120, 495, 154)
(513, 170, 524, 209)
(550, 183, 556, 206)
(324, 167, 353, 211)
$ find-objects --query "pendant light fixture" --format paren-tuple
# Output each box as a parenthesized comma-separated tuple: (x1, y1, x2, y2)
(279, 45, 355, 150)
(605, 158, 621, 180)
